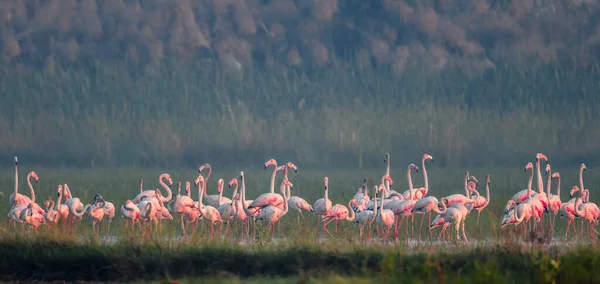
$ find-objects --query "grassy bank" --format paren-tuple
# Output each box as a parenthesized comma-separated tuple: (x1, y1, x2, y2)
(1, 63, 599, 168)
(0, 234, 598, 283)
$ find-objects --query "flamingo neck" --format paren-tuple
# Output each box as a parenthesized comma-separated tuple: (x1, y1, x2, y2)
(27, 172, 35, 203)
(536, 159, 544, 194)
(270, 163, 278, 194)
(422, 158, 429, 194)
(527, 167, 533, 192)
(407, 169, 414, 200)
(14, 161, 18, 196)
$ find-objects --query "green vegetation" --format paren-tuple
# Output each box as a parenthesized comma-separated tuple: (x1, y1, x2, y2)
(1, 63, 599, 168)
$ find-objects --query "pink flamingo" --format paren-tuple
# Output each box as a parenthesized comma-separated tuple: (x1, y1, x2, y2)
(279, 162, 313, 223)
(512, 200, 535, 240)
(508, 162, 536, 204)
(531, 153, 549, 212)
(173, 181, 196, 236)
(573, 163, 599, 239)
(387, 164, 419, 242)
(559, 185, 585, 238)
(8, 157, 32, 208)
(20, 203, 46, 231)
(402, 154, 433, 200)
(43, 199, 60, 226)
(56, 185, 70, 226)
(236, 171, 262, 240)
(313, 177, 333, 238)
(470, 174, 491, 225)
(217, 180, 241, 237)
(249, 159, 284, 210)
(546, 166, 562, 237)
(256, 180, 292, 239)
(195, 174, 222, 240)
(88, 198, 106, 237)
(376, 183, 396, 240)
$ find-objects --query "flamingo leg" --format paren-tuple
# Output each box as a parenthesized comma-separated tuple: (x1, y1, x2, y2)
(419, 213, 425, 242)
(428, 213, 433, 242)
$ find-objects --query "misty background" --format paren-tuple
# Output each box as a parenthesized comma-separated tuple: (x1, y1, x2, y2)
(0, 0, 598, 169)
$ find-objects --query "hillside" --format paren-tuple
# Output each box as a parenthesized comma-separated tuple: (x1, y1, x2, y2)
(1, 0, 599, 74)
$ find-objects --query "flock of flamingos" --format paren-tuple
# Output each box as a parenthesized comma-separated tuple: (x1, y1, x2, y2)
(5, 153, 598, 244)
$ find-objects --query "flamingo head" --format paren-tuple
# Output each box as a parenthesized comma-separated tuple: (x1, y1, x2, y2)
(93, 193, 103, 203)
(408, 163, 419, 173)
(486, 174, 490, 184)
(468, 175, 478, 184)
(198, 163, 211, 174)
(545, 164, 551, 174)
(525, 162, 534, 171)
(194, 175, 205, 187)
(551, 172, 560, 179)
(570, 186, 580, 198)
(228, 178, 238, 189)
(286, 162, 298, 173)
(423, 154, 433, 162)
(384, 175, 393, 186)
(581, 163, 587, 172)
(324, 177, 329, 189)
(238, 171, 244, 179)
(43, 200, 51, 209)
(57, 185, 63, 196)
(217, 179, 224, 193)
(536, 153, 548, 163)
(264, 159, 277, 169)
(30, 171, 39, 183)
(14, 156, 17, 165)
(384, 153, 390, 163)
(164, 174, 173, 187)
(441, 197, 449, 205)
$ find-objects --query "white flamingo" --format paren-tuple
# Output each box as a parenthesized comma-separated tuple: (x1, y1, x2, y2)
(313, 177, 333, 238)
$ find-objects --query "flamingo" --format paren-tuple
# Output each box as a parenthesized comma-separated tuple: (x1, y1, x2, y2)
(508, 162, 536, 204)
(573, 163, 599, 239)
(121, 199, 141, 232)
(501, 208, 521, 229)
(531, 153, 549, 212)
(352, 185, 379, 241)
(350, 178, 370, 212)
(228, 178, 248, 237)
(402, 154, 433, 200)
(512, 200, 535, 240)
(386, 164, 419, 242)
(412, 188, 452, 242)
(132, 173, 173, 204)
(236, 171, 262, 239)
(195, 174, 222, 240)
(217, 180, 240, 236)
(323, 197, 357, 233)
(137, 198, 157, 235)
(278, 162, 313, 223)
(248, 159, 284, 210)
(547, 166, 562, 237)
(174, 181, 196, 235)
(88, 198, 106, 237)
(256, 180, 292, 239)
(64, 184, 91, 235)
(21, 203, 46, 231)
(43, 199, 60, 226)
(559, 186, 585, 238)
(313, 177, 333, 238)
(56, 185, 70, 226)
(94, 193, 115, 235)
(8, 157, 32, 208)
(470, 174, 491, 225)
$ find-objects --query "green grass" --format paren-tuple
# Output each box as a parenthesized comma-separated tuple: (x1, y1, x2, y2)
(0, 62, 599, 168)
(1, 167, 599, 281)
